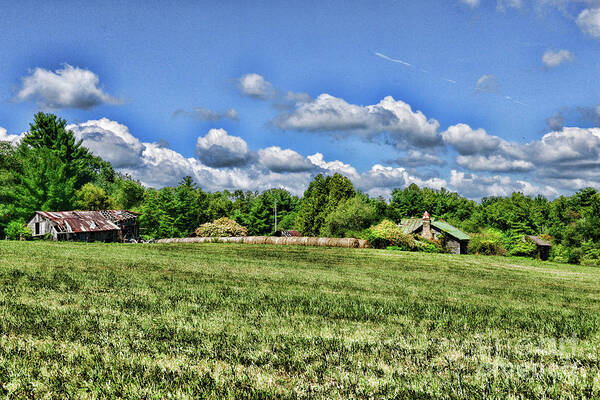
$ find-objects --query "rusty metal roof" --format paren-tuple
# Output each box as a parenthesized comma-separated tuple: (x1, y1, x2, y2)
(35, 210, 137, 233)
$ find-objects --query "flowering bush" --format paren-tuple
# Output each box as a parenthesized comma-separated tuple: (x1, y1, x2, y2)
(367, 219, 415, 250)
(194, 218, 248, 237)
(468, 229, 506, 256)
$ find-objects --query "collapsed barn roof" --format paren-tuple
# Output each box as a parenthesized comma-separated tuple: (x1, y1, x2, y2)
(35, 210, 139, 233)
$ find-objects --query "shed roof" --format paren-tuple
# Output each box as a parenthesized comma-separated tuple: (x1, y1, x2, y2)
(399, 218, 470, 241)
(431, 221, 470, 241)
(525, 235, 551, 247)
(34, 210, 138, 233)
(400, 218, 422, 234)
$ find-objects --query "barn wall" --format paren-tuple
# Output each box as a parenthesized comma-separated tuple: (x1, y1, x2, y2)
(27, 215, 56, 237)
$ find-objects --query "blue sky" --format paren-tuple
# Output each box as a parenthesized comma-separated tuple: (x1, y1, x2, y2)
(2, 0, 600, 199)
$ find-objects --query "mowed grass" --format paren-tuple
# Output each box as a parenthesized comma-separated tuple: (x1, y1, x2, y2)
(0, 242, 599, 399)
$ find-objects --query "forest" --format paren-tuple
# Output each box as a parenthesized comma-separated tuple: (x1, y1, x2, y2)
(2, 112, 600, 265)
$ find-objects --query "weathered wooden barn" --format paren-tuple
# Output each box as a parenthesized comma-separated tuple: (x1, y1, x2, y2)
(27, 210, 140, 242)
(399, 212, 470, 254)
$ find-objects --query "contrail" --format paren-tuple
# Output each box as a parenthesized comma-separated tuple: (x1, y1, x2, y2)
(374, 52, 412, 67)
(375, 51, 457, 85)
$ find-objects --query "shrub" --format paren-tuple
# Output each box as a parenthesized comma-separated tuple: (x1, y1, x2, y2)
(194, 218, 248, 237)
(367, 220, 415, 250)
(551, 243, 582, 264)
(508, 236, 538, 258)
(413, 235, 443, 253)
(4, 220, 32, 241)
(468, 228, 506, 256)
(580, 241, 600, 267)
(322, 196, 378, 238)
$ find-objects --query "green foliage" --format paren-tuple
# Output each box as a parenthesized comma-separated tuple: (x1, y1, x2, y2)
(4, 220, 32, 240)
(367, 219, 415, 250)
(508, 236, 538, 258)
(580, 240, 600, 267)
(242, 189, 299, 235)
(468, 229, 507, 256)
(75, 183, 116, 210)
(296, 174, 355, 236)
(388, 236, 442, 253)
(194, 217, 248, 237)
(115, 178, 145, 209)
(550, 243, 582, 264)
(322, 196, 378, 238)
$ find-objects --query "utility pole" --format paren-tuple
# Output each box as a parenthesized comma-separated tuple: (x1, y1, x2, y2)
(274, 198, 278, 232)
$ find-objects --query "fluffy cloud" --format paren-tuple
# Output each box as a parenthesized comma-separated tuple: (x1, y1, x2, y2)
(67, 118, 145, 168)
(54, 117, 600, 200)
(195, 128, 255, 167)
(497, 0, 523, 10)
(258, 146, 315, 173)
(442, 123, 501, 155)
(445, 124, 600, 191)
(533, 127, 600, 164)
(460, 0, 480, 7)
(15, 65, 120, 110)
(357, 164, 447, 198)
(273, 94, 441, 148)
(456, 154, 534, 172)
(174, 107, 238, 121)
(542, 49, 575, 67)
(449, 170, 558, 199)
(0, 127, 25, 145)
(577, 8, 600, 39)
(475, 74, 500, 93)
(391, 150, 446, 167)
(237, 73, 275, 99)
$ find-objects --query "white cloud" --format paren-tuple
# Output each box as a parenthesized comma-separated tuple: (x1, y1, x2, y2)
(497, 0, 523, 10)
(174, 107, 238, 121)
(542, 49, 575, 67)
(15, 65, 121, 110)
(63, 117, 598, 200)
(307, 153, 360, 180)
(0, 127, 25, 145)
(456, 154, 534, 171)
(475, 74, 500, 93)
(67, 118, 144, 168)
(258, 146, 315, 173)
(442, 123, 501, 155)
(461, 0, 480, 7)
(273, 94, 441, 148)
(449, 170, 558, 199)
(195, 128, 255, 168)
(237, 73, 275, 99)
(533, 126, 600, 163)
(392, 150, 446, 167)
(577, 8, 600, 39)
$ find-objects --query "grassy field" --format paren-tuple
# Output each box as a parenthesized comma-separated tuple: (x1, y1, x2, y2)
(0, 241, 599, 399)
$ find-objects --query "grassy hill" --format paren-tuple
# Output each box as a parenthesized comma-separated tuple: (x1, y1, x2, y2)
(0, 241, 599, 399)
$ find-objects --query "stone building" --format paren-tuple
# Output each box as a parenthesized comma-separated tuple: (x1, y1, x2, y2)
(399, 212, 470, 254)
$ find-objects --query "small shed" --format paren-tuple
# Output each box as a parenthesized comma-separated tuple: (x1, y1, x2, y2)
(523, 235, 552, 261)
(400, 212, 470, 254)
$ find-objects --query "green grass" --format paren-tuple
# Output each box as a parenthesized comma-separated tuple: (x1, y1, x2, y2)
(0, 241, 599, 399)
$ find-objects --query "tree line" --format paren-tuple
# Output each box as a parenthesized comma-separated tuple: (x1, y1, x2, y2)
(2, 113, 600, 265)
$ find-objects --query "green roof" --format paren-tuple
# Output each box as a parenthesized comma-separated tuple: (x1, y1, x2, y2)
(399, 218, 422, 234)
(431, 221, 470, 241)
